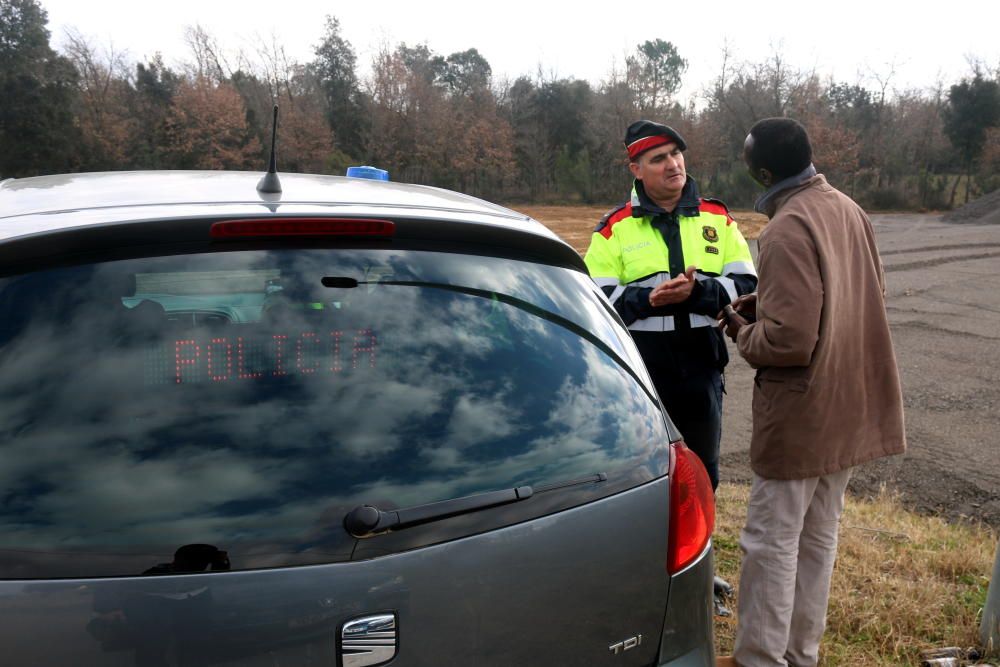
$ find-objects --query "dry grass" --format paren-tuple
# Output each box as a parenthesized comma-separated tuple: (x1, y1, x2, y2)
(512, 204, 768, 255)
(713, 483, 998, 665)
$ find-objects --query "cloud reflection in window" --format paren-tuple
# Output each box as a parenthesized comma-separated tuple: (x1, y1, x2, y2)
(0, 249, 668, 576)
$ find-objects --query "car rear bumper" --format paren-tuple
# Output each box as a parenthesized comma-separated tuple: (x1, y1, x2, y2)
(658, 645, 714, 667)
(656, 543, 715, 666)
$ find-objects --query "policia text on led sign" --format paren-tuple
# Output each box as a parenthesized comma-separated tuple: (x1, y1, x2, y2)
(147, 328, 378, 385)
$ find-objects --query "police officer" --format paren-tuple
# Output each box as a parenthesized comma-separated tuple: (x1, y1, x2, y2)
(586, 121, 756, 608)
(585, 119, 757, 491)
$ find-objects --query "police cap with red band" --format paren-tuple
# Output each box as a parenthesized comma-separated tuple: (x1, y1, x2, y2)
(624, 120, 687, 160)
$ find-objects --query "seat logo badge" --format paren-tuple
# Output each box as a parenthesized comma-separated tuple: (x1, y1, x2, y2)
(609, 634, 642, 654)
(341, 614, 397, 667)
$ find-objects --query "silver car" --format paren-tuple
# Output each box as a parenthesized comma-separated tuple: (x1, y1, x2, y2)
(0, 168, 715, 666)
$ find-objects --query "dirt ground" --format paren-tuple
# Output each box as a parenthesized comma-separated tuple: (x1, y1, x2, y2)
(518, 205, 1000, 529)
(517, 205, 769, 248)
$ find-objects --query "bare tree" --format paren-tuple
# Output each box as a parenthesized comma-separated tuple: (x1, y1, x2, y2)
(183, 24, 231, 83)
(63, 29, 134, 168)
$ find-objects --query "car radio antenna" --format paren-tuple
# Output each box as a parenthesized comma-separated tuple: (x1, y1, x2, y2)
(256, 104, 282, 194)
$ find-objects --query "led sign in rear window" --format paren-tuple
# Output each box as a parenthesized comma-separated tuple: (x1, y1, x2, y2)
(159, 328, 377, 385)
(0, 249, 667, 578)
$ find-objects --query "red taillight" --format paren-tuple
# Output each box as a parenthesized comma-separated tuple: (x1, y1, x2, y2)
(667, 441, 715, 574)
(210, 218, 395, 238)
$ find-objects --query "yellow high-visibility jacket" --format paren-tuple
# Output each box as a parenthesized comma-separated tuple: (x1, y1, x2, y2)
(585, 177, 757, 374)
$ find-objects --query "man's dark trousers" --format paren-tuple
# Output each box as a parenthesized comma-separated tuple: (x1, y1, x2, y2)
(652, 369, 723, 490)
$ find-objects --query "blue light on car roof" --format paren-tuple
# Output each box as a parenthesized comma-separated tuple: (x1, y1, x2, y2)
(346, 166, 390, 181)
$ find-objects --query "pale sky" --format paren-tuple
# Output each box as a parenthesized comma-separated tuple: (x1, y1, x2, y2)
(38, 0, 1000, 103)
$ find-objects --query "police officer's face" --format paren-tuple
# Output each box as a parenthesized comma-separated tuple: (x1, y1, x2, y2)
(629, 143, 686, 202)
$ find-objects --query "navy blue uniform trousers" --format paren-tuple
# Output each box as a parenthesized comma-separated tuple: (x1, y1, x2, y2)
(652, 369, 723, 491)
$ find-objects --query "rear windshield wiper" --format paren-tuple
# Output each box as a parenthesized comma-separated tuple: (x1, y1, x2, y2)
(344, 473, 607, 538)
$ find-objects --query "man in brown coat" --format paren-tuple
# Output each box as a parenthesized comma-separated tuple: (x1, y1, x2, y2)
(718, 118, 905, 667)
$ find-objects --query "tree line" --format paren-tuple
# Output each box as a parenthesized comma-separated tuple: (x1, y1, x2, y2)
(2, 0, 998, 210)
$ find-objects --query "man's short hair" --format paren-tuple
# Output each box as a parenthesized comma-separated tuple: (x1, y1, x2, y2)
(747, 118, 813, 180)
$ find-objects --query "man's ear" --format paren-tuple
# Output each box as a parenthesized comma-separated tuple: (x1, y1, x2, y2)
(628, 161, 642, 180)
(759, 169, 773, 187)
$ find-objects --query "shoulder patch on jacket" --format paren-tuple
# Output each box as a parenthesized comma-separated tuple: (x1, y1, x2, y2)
(699, 197, 734, 226)
(594, 202, 633, 239)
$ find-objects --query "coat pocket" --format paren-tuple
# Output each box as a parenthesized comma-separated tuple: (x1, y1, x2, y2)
(752, 371, 809, 415)
(754, 369, 810, 393)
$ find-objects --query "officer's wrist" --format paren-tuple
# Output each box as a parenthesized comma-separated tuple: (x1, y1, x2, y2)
(640, 287, 656, 312)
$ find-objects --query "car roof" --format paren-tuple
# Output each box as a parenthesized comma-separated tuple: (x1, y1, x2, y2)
(0, 171, 585, 272)
(0, 171, 542, 234)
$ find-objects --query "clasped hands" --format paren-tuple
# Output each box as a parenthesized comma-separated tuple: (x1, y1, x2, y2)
(648, 266, 698, 307)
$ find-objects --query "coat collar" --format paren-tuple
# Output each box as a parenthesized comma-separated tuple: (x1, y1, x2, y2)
(754, 164, 818, 217)
(765, 173, 829, 217)
(631, 176, 701, 218)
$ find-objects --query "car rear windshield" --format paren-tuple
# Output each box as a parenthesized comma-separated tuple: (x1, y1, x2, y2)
(0, 248, 669, 578)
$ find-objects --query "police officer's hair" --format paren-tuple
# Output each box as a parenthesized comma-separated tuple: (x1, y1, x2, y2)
(747, 118, 812, 180)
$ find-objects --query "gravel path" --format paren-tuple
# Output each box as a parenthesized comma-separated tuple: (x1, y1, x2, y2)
(720, 212, 1000, 528)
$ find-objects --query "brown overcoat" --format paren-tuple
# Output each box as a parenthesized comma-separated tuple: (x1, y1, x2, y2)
(736, 174, 906, 479)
